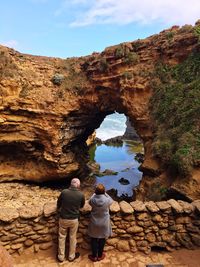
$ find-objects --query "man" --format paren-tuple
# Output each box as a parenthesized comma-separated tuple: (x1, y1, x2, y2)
(57, 178, 85, 262)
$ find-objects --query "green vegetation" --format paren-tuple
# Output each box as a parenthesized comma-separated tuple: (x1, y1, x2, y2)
(54, 58, 89, 96)
(115, 45, 125, 59)
(0, 50, 17, 78)
(131, 41, 142, 52)
(165, 31, 175, 42)
(98, 58, 109, 73)
(150, 52, 200, 176)
(51, 73, 65, 85)
(194, 25, 200, 42)
(147, 182, 168, 201)
(178, 24, 193, 34)
(124, 52, 138, 65)
(115, 44, 139, 65)
(122, 71, 133, 80)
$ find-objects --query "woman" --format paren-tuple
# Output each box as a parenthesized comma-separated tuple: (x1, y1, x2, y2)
(88, 183, 113, 262)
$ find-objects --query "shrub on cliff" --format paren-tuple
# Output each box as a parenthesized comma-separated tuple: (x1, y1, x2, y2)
(0, 50, 17, 78)
(55, 58, 89, 95)
(51, 73, 65, 85)
(98, 58, 109, 72)
(150, 51, 200, 176)
(115, 44, 139, 65)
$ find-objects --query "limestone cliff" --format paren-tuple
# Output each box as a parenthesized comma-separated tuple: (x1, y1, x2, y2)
(123, 117, 139, 140)
(0, 21, 200, 200)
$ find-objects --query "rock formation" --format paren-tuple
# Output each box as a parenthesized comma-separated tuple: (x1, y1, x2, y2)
(123, 117, 139, 140)
(0, 21, 200, 200)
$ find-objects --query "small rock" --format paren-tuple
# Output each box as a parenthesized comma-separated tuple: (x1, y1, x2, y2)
(11, 243, 23, 250)
(106, 238, 119, 247)
(39, 242, 52, 250)
(130, 201, 146, 212)
(190, 233, 200, 246)
(43, 201, 57, 217)
(118, 177, 130, 185)
(119, 201, 134, 214)
(0, 208, 19, 222)
(145, 201, 160, 212)
(117, 240, 130, 252)
(156, 201, 171, 212)
(110, 201, 120, 213)
(167, 199, 183, 213)
(24, 239, 34, 247)
(18, 205, 42, 219)
(192, 200, 200, 213)
(177, 200, 194, 214)
(127, 226, 143, 234)
(137, 213, 150, 221)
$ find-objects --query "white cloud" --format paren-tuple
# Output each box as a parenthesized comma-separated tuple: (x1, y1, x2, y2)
(96, 129, 125, 140)
(2, 40, 18, 49)
(66, 0, 200, 27)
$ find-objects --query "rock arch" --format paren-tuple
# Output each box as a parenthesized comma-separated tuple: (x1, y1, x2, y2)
(0, 22, 199, 199)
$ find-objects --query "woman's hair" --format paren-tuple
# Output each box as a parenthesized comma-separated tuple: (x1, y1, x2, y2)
(95, 183, 105, 195)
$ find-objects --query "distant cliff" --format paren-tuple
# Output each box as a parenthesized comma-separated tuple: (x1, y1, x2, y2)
(123, 117, 140, 140)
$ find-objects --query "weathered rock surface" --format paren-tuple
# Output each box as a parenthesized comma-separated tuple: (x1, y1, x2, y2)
(0, 23, 200, 200)
(123, 117, 140, 140)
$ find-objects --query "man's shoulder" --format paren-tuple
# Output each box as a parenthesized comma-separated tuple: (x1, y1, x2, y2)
(75, 189, 84, 198)
(64, 188, 84, 196)
(62, 188, 69, 193)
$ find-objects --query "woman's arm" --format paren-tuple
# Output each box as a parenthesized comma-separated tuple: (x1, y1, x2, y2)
(105, 192, 113, 206)
(88, 193, 96, 206)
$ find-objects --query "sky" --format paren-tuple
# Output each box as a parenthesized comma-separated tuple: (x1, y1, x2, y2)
(96, 113, 126, 140)
(1, 0, 200, 58)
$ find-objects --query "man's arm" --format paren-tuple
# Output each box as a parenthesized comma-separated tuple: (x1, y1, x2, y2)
(80, 194, 85, 208)
(88, 193, 95, 206)
(57, 192, 62, 210)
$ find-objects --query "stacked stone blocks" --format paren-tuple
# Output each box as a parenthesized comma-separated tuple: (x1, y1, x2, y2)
(0, 199, 200, 255)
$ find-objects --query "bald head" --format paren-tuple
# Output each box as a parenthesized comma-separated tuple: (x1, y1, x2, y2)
(70, 178, 80, 188)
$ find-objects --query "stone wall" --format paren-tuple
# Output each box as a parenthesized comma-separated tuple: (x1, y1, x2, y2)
(0, 199, 200, 256)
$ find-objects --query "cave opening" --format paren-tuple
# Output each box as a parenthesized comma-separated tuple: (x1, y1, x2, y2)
(87, 112, 144, 201)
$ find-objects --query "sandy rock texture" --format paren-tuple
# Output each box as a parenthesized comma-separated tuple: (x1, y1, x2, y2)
(0, 22, 200, 199)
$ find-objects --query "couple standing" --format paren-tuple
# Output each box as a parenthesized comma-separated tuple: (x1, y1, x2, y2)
(57, 178, 113, 262)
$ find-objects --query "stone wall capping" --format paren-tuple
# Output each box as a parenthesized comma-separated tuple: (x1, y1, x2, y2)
(177, 200, 194, 214)
(167, 199, 184, 213)
(119, 201, 134, 214)
(192, 200, 200, 213)
(110, 201, 120, 213)
(18, 205, 43, 219)
(43, 201, 57, 217)
(1, 198, 200, 254)
(130, 201, 146, 212)
(0, 208, 19, 223)
(156, 201, 171, 212)
(145, 201, 160, 212)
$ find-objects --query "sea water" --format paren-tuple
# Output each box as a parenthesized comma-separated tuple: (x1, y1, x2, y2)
(89, 140, 143, 197)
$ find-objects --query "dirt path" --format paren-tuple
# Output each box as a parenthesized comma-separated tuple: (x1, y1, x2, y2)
(13, 245, 200, 267)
